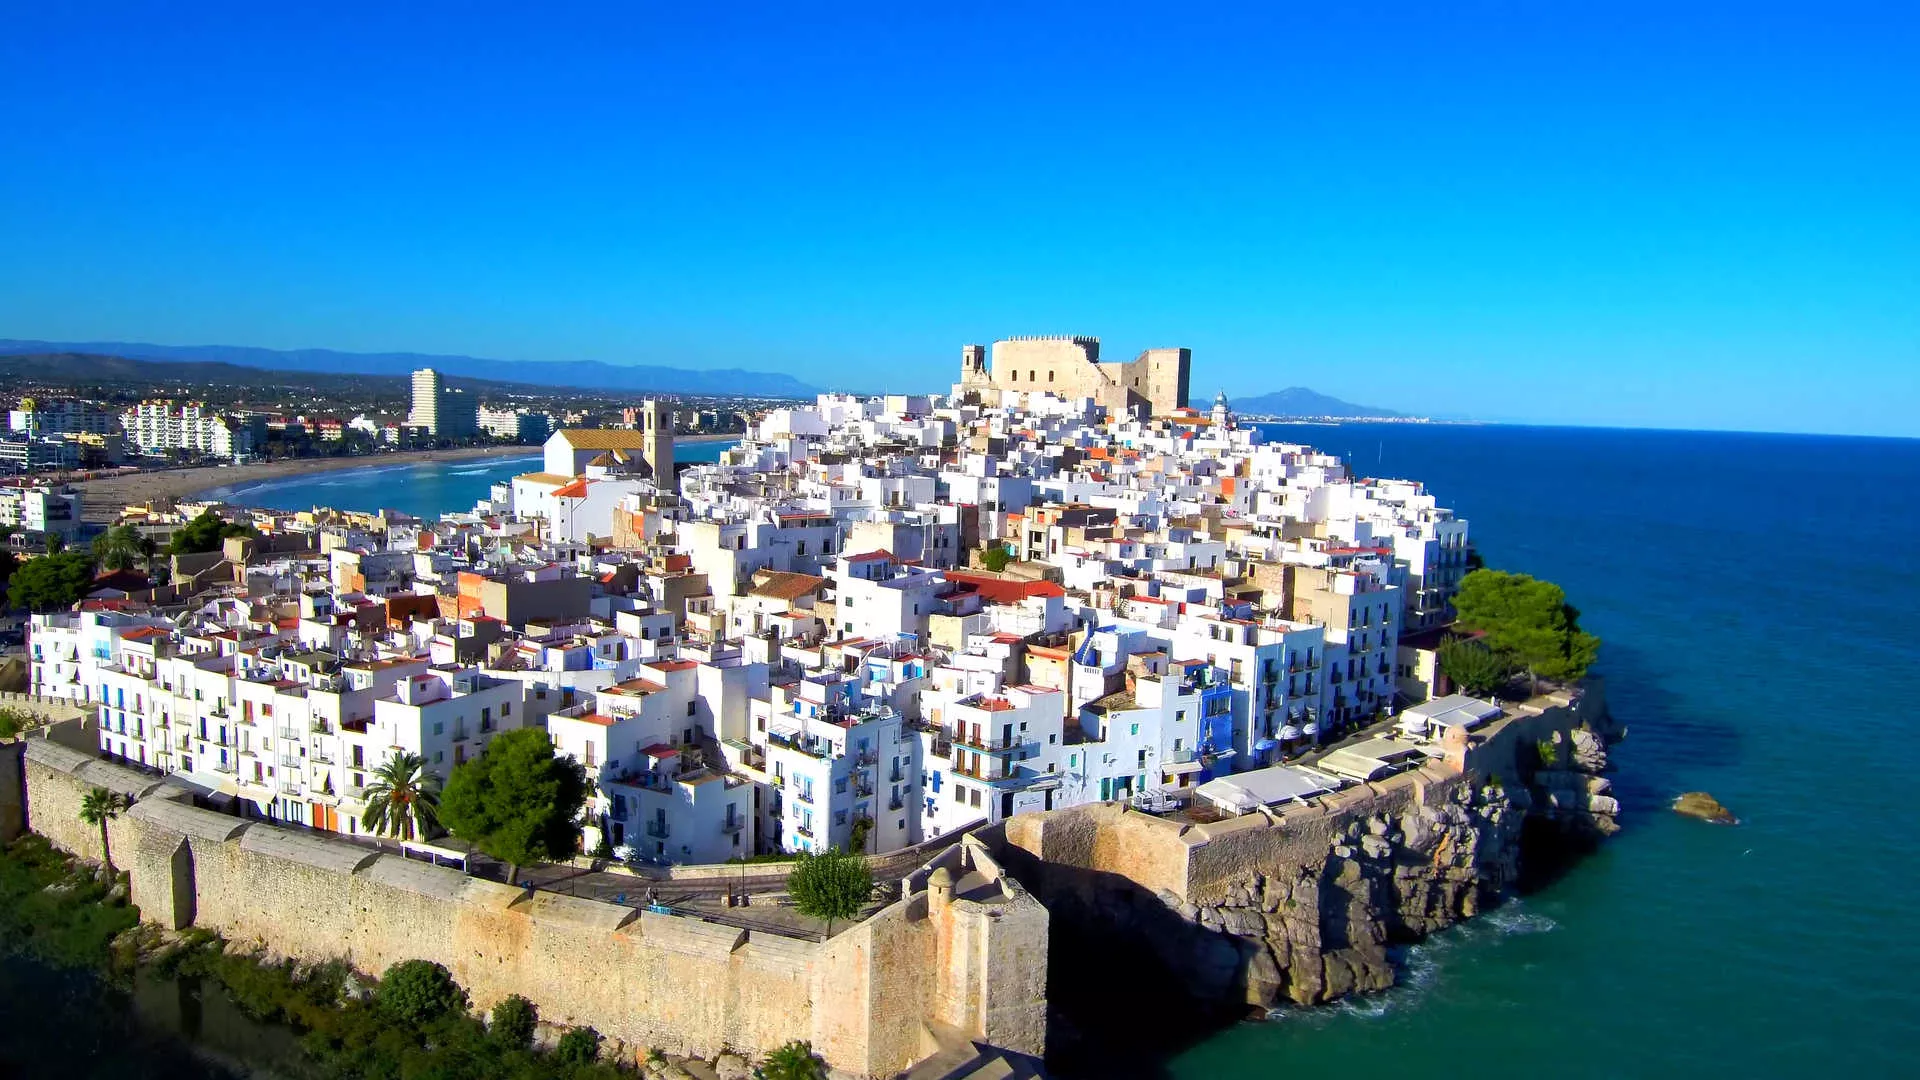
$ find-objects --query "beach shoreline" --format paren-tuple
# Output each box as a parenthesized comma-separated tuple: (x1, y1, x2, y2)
(70, 445, 536, 522)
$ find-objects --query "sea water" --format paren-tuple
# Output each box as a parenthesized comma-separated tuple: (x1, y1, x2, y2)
(1166, 424, 1919, 1079)
(191, 439, 735, 518)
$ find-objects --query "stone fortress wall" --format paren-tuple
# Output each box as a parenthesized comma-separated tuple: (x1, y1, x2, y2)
(3, 738, 1048, 1079)
(990, 682, 1619, 1009)
(959, 336, 1192, 418)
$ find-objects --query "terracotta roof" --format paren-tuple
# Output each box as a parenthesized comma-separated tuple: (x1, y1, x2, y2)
(514, 472, 575, 487)
(845, 550, 894, 563)
(555, 429, 651, 450)
(751, 571, 827, 602)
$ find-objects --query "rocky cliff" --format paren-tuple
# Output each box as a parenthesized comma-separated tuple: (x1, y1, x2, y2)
(996, 683, 1621, 1028)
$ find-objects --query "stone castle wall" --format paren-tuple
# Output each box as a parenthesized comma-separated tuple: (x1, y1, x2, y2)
(994, 683, 1618, 1010)
(10, 739, 1048, 1078)
(963, 337, 1191, 417)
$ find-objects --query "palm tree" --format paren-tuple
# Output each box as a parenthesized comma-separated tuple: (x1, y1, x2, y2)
(78, 786, 130, 872)
(361, 751, 440, 842)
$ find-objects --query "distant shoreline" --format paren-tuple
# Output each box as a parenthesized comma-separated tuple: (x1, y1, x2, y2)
(71, 445, 534, 522)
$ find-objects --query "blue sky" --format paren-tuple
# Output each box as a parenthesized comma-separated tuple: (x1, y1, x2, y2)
(2, 2, 1915, 436)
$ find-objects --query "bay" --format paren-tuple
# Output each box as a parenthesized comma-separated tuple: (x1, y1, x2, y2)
(191, 438, 736, 519)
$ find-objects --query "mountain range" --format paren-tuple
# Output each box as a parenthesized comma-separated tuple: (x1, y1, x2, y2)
(0, 339, 821, 399)
(1229, 387, 1405, 419)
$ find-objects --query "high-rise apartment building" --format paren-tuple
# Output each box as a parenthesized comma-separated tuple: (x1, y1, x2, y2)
(409, 368, 477, 438)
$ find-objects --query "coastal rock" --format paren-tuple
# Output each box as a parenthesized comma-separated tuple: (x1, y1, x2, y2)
(1673, 791, 1737, 824)
(713, 1052, 752, 1079)
(1571, 728, 1609, 772)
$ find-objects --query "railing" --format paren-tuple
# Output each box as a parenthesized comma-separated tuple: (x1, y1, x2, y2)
(794, 788, 814, 805)
(794, 825, 814, 839)
(720, 818, 745, 834)
(888, 795, 905, 812)
(952, 732, 1021, 753)
(646, 820, 670, 839)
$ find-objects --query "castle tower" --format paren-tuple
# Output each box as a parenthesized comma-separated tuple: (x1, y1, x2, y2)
(641, 399, 675, 487)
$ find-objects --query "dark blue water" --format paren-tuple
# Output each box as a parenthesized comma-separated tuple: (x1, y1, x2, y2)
(193, 438, 735, 518)
(1173, 423, 1920, 1078)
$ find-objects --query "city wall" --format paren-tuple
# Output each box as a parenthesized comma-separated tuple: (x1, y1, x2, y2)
(993, 683, 1617, 1010)
(8, 739, 1048, 1078)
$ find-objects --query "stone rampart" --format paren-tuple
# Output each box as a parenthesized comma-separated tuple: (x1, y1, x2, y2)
(12, 738, 1048, 1078)
(995, 681, 1619, 1011)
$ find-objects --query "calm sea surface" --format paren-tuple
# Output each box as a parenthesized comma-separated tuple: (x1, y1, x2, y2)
(1169, 423, 1920, 1079)
(14, 424, 1915, 1076)
(191, 438, 736, 518)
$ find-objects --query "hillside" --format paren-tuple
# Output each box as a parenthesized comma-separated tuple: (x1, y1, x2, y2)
(0, 339, 821, 399)
(1232, 387, 1405, 419)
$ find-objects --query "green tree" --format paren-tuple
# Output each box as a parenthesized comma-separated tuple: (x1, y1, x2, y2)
(1451, 569, 1601, 691)
(488, 993, 537, 1049)
(0, 707, 45, 740)
(78, 786, 129, 872)
(376, 959, 468, 1026)
(8, 551, 97, 612)
(758, 1040, 827, 1080)
(785, 846, 871, 937)
(977, 545, 1012, 573)
(91, 525, 155, 573)
(554, 1026, 601, 1066)
(167, 509, 257, 556)
(439, 728, 588, 886)
(1436, 636, 1515, 699)
(360, 751, 440, 841)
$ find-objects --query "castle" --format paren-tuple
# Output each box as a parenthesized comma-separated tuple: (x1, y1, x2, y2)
(955, 336, 1191, 418)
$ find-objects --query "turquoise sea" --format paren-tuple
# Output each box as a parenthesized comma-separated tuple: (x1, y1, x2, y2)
(8, 424, 1914, 1077)
(1165, 423, 1920, 1079)
(191, 438, 736, 518)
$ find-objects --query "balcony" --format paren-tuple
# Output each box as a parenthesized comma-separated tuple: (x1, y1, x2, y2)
(645, 820, 670, 839)
(794, 825, 814, 840)
(888, 795, 904, 812)
(854, 748, 878, 768)
(720, 818, 745, 834)
(952, 732, 1021, 754)
(795, 788, 814, 806)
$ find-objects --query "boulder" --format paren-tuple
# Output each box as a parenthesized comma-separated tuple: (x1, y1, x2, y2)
(714, 1052, 752, 1080)
(1672, 791, 1736, 824)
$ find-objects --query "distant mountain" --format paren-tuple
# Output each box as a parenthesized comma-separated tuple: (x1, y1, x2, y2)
(1231, 387, 1406, 419)
(0, 339, 820, 399)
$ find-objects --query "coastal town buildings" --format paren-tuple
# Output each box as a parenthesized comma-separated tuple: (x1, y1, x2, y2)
(31, 337, 1478, 867)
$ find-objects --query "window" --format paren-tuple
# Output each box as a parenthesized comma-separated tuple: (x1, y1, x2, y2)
(1130, 723, 1139, 736)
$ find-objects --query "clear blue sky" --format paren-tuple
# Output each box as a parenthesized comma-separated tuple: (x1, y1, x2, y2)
(2, 2, 1915, 436)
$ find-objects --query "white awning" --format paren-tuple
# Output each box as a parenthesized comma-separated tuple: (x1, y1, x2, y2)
(1164, 760, 1204, 775)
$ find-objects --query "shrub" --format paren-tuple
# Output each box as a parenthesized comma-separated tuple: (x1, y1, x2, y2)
(376, 959, 469, 1026)
(1536, 738, 1561, 768)
(555, 1025, 601, 1066)
(490, 994, 537, 1049)
(760, 1040, 827, 1080)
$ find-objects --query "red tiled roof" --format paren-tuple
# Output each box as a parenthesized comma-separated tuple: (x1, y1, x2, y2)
(845, 550, 894, 563)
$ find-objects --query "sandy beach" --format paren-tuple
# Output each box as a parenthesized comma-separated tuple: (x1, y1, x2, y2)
(70, 445, 533, 523)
